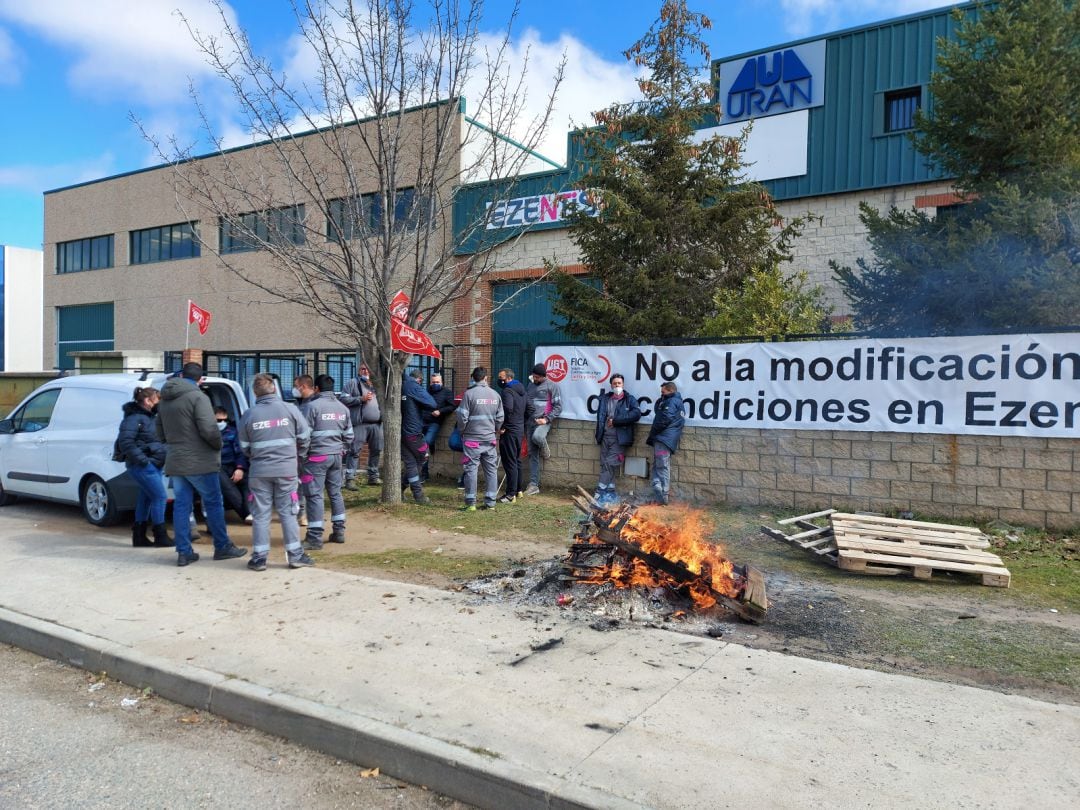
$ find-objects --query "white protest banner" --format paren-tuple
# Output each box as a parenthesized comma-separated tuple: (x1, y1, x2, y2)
(535, 333, 1080, 438)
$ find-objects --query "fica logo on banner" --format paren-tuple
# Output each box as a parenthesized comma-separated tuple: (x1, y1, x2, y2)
(714, 39, 826, 124)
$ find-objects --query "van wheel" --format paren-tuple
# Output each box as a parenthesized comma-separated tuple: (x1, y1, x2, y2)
(81, 475, 119, 526)
(0, 479, 15, 507)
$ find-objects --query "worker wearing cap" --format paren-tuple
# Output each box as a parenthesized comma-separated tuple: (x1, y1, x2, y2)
(522, 362, 562, 496)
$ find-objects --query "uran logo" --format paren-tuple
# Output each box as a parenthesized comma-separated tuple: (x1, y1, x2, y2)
(726, 48, 812, 120)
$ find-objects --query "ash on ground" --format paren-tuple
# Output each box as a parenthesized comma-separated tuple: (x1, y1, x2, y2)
(465, 558, 749, 638)
(465, 558, 862, 654)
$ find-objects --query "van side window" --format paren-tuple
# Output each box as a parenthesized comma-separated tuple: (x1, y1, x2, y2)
(13, 389, 61, 432)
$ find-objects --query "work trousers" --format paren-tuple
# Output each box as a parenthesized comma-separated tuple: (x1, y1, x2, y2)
(346, 422, 383, 482)
(248, 476, 302, 562)
(598, 431, 625, 490)
(219, 463, 249, 519)
(401, 433, 429, 502)
(301, 454, 346, 541)
(462, 439, 499, 506)
(527, 421, 552, 486)
(498, 430, 523, 497)
(651, 442, 673, 499)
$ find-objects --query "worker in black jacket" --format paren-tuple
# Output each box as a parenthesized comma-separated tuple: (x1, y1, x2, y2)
(496, 368, 527, 502)
(421, 371, 457, 481)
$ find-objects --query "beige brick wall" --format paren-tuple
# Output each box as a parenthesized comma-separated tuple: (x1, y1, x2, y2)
(431, 422, 1080, 530)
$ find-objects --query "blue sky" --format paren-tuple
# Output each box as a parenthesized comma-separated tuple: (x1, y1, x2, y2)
(0, 0, 956, 250)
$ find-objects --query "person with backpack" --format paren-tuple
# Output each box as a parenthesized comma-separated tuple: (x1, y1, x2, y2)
(116, 386, 171, 548)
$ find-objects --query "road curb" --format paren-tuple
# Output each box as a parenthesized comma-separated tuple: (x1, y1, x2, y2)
(0, 606, 642, 810)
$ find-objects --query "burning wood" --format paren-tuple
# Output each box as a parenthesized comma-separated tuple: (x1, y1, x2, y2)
(567, 487, 767, 623)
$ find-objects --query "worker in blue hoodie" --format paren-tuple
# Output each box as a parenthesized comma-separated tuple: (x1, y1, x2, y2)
(645, 381, 685, 506)
(496, 368, 527, 502)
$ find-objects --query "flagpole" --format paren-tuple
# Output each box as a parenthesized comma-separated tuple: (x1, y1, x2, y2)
(185, 300, 191, 350)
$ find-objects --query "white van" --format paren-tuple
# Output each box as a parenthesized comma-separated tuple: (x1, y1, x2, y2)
(0, 372, 248, 526)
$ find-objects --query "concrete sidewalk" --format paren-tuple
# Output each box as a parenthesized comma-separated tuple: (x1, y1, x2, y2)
(1, 506, 1078, 810)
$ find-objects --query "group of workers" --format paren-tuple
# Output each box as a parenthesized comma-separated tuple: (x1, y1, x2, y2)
(115, 359, 687, 569)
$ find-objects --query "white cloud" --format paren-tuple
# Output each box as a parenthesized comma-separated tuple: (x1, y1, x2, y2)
(464, 27, 640, 171)
(0, 153, 116, 194)
(0, 26, 19, 84)
(0, 0, 239, 102)
(779, 0, 957, 38)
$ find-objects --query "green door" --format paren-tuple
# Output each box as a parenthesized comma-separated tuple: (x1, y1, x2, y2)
(491, 281, 570, 378)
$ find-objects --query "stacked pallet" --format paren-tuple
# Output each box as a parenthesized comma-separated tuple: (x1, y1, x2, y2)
(762, 511, 1011, 587)
(830, 513, 1010, 587)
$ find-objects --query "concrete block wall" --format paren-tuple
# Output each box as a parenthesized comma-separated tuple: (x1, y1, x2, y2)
(431, 421, 1080, 530)
(773, 180, 955, 310)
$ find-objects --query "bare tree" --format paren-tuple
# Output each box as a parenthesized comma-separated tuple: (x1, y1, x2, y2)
(141, 0, 564, 503)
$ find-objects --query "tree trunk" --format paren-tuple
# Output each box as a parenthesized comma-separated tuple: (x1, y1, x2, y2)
(379, 357, 405, 504)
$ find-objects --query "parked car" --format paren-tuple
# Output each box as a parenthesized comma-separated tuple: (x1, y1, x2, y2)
(0, 372, 248, 526)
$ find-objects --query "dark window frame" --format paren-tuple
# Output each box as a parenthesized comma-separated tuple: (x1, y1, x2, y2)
(326, 188, 421, 242)
(129, 222, 200, 265)
(219, 205, 306, 254)
(884, 86, 921, 133)
(56, 234, 114, 274)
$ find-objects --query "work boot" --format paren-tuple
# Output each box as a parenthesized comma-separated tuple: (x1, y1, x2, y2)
(151, 523, 173, 548)
(177, 551, 200, 567)
(247, 555, 267, 572)
(343, 478, 359, 491)
(524, 483, 541, 496)
(212, 544, 248, 561)
(368, 476, 382, 486)
(131, 521, 152, 548)
(413, 495, 432, 506)
(303, 533, 324, 551)
(329, 525, 346, 543)
(288, 552, 315, 569)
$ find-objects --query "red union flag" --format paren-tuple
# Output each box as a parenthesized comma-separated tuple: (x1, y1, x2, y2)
(390, 318, 441, 359)
(388, 291, 439, 358)
(389, 290, 411, 321)
(187, 300, 212, 335)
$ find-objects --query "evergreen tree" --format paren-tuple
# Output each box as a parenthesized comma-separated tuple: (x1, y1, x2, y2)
(834, 0, 1080, 335)
(702, 267, 834, 338)
(550, 1, 802, 342)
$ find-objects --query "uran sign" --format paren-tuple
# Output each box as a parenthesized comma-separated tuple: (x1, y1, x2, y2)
(715, 39, 826, 125)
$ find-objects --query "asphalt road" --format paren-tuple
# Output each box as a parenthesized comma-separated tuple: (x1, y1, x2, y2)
(0, 643, 470, 810)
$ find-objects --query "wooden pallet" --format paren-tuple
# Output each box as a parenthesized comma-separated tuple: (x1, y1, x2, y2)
(830, 514, 1009, 587)
(761, 509, 840, 567)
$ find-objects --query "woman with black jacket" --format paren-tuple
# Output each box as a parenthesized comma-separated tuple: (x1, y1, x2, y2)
(116, 386, 172, 547)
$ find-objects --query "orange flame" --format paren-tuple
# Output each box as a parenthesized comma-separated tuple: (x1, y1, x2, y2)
(576, 504, 743, 609)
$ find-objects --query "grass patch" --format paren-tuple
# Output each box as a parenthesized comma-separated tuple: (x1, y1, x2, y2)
(344, 481, 579, 543)
(320, 548, 504, 580)
(723, 506, 1079, 611)
(869, 609, 1080, 690)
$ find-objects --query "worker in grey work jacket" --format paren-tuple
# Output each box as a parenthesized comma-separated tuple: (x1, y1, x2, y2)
(238, 373, 313, 571)
(296, 373, 353, 550)
(456, 367, 504, 511)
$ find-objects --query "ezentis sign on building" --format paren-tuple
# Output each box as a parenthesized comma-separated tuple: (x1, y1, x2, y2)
(453, 2, 972, 371)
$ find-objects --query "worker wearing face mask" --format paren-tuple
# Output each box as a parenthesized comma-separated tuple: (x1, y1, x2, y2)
(338, 363, 382, 488)
(592, 374, 641, 506)
(420, 371, 457, 481)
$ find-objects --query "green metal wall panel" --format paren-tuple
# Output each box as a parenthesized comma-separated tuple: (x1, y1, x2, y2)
(57, 302, 115, 369)
(764, 5, 971, 200)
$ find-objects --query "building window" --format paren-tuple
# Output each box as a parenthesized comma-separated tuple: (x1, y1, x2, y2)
(130, 222, 200, 264)
(219, 205, 306, 253)
(884, 87, 921, 133)
(56, 302, 114, 370)
(327, 188, 419, 241)
(56, 235, 114, 274)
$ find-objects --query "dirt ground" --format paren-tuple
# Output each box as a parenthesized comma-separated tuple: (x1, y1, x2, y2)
(232, 501, 1080, 708)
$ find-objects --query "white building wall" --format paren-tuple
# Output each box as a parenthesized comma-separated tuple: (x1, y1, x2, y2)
(3, 246, 44, 371)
